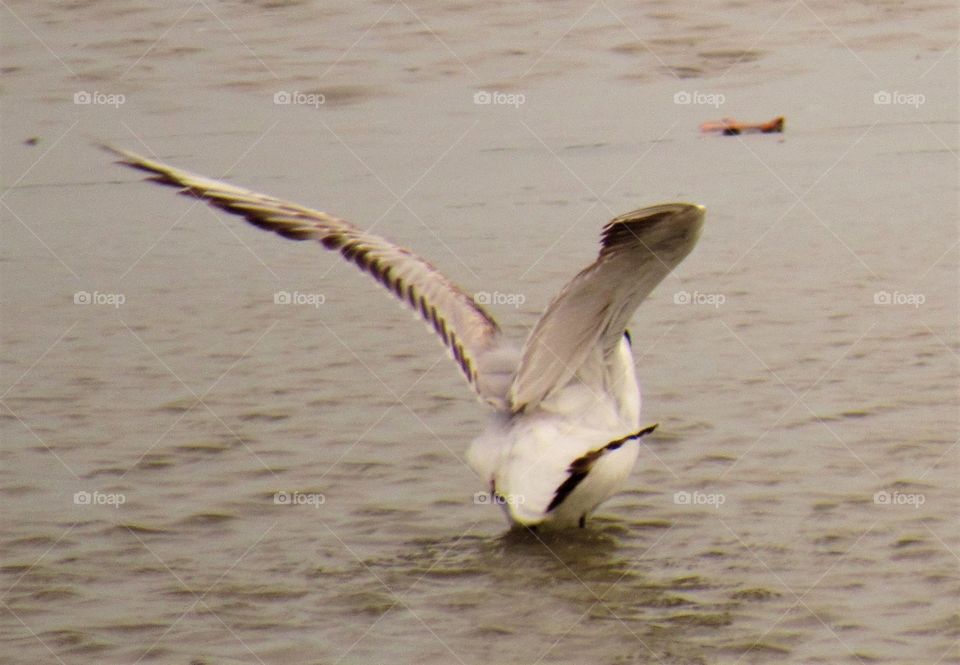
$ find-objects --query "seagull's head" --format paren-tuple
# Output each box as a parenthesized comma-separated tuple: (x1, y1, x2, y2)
(600, 202, 706, 267)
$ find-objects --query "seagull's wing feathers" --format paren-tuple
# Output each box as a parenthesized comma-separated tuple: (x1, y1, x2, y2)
(106, 146, 502, 402)
(509, 204, 704, 412)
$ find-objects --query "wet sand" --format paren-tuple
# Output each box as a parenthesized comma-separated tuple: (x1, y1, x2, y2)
(1, 1, 958, 663)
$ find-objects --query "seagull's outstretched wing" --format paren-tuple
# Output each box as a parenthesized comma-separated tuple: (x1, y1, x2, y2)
(509, 203, 705, 413)
(106, 146, 503, 403)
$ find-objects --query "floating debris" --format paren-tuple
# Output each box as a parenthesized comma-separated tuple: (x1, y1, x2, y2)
(700, 116, 785, 135)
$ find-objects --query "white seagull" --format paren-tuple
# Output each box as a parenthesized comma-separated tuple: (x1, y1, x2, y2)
(107, 146, 705, 529)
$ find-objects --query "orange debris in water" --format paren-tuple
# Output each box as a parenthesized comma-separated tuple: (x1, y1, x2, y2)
(700, 116, 785, 135)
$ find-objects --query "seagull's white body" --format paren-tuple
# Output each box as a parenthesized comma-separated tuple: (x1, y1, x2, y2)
(467, 336, 643, 527)
(108, 146, 705, 529)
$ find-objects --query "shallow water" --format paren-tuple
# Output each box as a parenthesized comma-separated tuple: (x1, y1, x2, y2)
(1, 1, 958, 663)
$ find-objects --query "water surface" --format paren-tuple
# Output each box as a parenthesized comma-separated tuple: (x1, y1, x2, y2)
(1, 1, 958, 663)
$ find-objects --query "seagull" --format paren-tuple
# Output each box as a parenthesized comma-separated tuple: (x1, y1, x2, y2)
(106, 146, 705, 529)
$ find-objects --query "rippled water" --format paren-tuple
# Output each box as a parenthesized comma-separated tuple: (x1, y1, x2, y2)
(2, 1, 958, 663)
